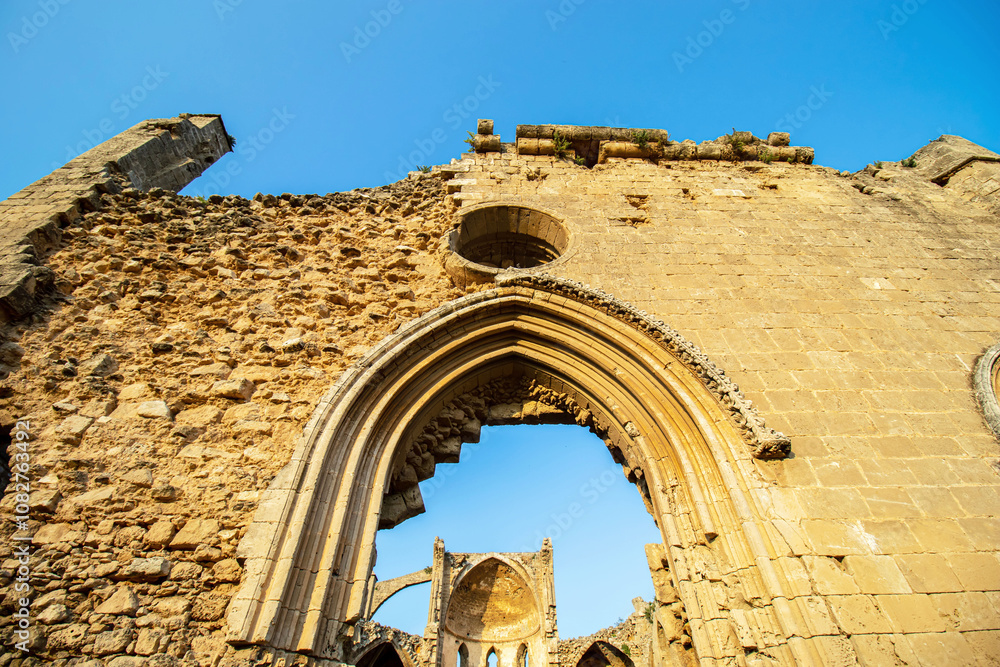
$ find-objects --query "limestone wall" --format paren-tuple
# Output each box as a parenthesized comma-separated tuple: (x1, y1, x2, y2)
(0, 115, 231, 325)
(444, 134, 1000, 665)
(0, 120, 460, 665)
(0, 116, 998, 666)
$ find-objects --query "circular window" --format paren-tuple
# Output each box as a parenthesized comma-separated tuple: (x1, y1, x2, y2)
(444, 204, 570, 284)
(974, 340, 1000, 440)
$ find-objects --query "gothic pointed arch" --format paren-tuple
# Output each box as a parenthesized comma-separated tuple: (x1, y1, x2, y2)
(442, 555, 541, 643)
(355, 641, 408, 667)
(517, 642, 529, 667)
(974, 339, 1000, 439)
(576, 641, 634, 667)
(226, 273, 833, 664)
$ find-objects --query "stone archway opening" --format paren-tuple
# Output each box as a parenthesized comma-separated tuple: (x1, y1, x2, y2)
(370, 423, 661, 638)
(228, 275, 801, 665)
(357, 642, 408, 667)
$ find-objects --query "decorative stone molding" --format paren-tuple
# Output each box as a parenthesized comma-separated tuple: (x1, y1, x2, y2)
(349, 621, 422, 667)
(228, 273, 809, 664)
(496, 273, 791, 459)
(975, 340, 1000, 440)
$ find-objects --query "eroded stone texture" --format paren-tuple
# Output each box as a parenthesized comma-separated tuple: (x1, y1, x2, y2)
(2, 116, 1000, 666)
(426, 538, 559, 667)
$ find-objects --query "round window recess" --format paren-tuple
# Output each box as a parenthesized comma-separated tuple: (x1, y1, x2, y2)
(444, 204, 571, 284)
(974, 340, 1000, 440)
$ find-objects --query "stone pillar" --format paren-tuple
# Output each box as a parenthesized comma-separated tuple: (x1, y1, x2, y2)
(424, 536, 448, 666)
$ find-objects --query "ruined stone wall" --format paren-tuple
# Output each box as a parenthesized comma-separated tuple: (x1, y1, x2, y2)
(0, 116, 998, 666)
(0, 118, 463, 665)
(0, 115, 231, 325)
(444, 134, 1000, 665)
(558, 598, 657, 667)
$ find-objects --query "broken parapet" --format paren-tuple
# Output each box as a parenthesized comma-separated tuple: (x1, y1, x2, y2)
(467, 118, 502, 153)
(0, 115, 232, 322)
(469, 120, 814, 167)
(905, 134, 1000, 217)
(906, 134, 1000, 185)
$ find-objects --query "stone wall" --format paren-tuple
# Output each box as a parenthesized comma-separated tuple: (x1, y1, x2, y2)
(443, 128, 1000, 665)
(0, 118, 460, 665)
(0, 116, 999, 666)
(0, 115, 231, 325)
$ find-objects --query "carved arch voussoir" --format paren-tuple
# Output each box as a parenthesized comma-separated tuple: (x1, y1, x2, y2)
(226, 271, 796, 661)
(494, 272, 790, 459)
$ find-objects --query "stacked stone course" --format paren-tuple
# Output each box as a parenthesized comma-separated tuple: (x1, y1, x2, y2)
(0, 116, 999, 666)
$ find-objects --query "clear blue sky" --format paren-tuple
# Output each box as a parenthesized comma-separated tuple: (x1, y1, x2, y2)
(372, 425, 662, 639)
(3, 0, 999, 639)
(2, 1, 999, 200)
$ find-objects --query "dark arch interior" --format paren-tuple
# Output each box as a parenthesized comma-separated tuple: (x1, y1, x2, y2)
(577, 642, 635, 667)
(357, 643, 406, 667)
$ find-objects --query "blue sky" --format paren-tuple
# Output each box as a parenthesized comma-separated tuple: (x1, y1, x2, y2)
(372, 425, 662, 638)
(3, 0, 999, 639)
(2, 1, 999, 201)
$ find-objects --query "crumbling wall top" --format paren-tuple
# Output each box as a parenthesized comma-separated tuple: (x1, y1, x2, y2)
(907, 133, 1000, 184)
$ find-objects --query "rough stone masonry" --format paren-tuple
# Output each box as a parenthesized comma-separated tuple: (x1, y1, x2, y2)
(0, 114, 998, 667)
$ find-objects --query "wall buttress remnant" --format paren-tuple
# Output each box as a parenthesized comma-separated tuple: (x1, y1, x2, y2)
(0, 115, 231, 324)
(1, 115, 999, 666)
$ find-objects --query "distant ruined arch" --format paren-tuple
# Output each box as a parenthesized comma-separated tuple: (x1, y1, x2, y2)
(355, 642, 410, 667)
(576, 641, 635, 667)
(227, 273, 838, 664)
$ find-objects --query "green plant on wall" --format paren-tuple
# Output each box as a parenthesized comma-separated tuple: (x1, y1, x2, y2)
(553, 130, 571, 158)
(631, 129, 650, 150)
(417, 165, 432, 173)
(902, 157, 917, 168)
(727, 128, 745, 158)
(464, 131, 477, 152)
(760, 148, 774, 164)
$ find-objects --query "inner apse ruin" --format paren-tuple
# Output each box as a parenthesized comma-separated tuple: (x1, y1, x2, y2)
(0, 114, 999, 666)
